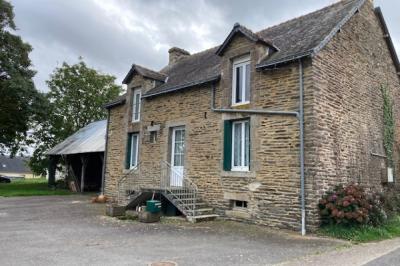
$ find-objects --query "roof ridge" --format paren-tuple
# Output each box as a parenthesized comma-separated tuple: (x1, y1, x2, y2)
(257, 0, 358, 36)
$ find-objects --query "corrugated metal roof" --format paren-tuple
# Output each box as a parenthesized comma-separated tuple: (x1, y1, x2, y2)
(46, 120, 107, 155)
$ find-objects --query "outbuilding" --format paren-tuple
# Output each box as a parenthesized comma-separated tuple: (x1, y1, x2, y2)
(46, 120, 107, 192)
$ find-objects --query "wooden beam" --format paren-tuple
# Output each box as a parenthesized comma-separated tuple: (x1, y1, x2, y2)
(80, 156, 88, 193)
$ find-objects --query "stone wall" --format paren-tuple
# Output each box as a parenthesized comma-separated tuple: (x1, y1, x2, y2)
(103, 0, 400, 231)
(305, 0, 400, 227)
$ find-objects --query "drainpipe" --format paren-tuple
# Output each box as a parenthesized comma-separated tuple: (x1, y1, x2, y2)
(101, 109, 111, 195)
(210, 59, 306, 235)
(298, 59, 306, 236)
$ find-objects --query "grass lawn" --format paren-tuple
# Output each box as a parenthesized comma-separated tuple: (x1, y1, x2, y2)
(0, 178, 72, 197)
(319, 216, 400, 243)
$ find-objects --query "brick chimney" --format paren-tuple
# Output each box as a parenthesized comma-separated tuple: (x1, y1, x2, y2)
(168, 47, 190, 65)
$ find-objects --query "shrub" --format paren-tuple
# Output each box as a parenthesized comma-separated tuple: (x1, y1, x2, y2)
(318, 183, 386, 226)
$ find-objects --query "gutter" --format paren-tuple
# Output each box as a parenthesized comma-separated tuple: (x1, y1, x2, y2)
(210, 59, 306, 235)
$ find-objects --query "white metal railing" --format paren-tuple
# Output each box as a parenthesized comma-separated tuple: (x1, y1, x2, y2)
(160, 161, 198, 217)
(116, 162, 142, 204)
(116, 160, 199, 217)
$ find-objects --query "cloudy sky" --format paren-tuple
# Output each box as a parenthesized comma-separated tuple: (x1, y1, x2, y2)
(11, 0, 400, 92)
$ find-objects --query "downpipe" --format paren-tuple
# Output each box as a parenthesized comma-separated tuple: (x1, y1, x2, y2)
(210, 59, 306, 235)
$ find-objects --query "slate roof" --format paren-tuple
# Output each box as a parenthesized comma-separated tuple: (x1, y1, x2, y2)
(0, 156, 31, 174)
(123, 64, 167, 84)
(144, 47, 221, 97)
(104, 93, 126, 109)
(140, 0, 365, 98)
(46, 120, 106, 155)
(111, 0, 397, 101)
(257, 0, 364, 67)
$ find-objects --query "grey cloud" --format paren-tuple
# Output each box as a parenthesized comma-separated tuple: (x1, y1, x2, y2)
(11, 0, 400, 92)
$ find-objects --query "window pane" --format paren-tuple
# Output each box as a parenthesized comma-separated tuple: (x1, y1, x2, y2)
(134, 93, 140, 120)
(245, 64, 250, 102)
(244, 121, 249, 167)
(233, 123, 242, 166)
(235, 66, 242, 103)
(131, 135, 138, 167)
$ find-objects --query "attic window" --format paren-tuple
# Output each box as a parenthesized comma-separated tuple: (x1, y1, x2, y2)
(232, 56, 250, 105)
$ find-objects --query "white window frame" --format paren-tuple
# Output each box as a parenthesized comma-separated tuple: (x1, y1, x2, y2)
(129, 133, 139, 169)
(232, 56, 251, 106)
(231, 120, 250, 171)
(132, 88, 141, 122)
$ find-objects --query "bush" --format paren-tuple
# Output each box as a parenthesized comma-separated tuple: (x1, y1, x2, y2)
(318, 183, 387, 226)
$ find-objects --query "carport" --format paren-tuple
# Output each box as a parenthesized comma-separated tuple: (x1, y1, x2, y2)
(46, 120, 107, 192)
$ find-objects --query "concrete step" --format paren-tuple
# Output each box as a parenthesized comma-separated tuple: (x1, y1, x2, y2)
(188, 214, 219, 222)
(187, 208, 214, 215)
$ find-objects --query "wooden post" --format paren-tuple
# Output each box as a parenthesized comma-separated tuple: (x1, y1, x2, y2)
(48, 155, 58, 187)
(80, 156, 88, 193)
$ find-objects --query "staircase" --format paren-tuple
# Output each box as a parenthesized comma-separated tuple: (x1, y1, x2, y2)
(117, 161, 218, 222)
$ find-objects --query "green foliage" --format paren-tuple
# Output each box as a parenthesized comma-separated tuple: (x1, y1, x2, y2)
(0, 178, 71, 197)
(380, 84, 394, 167)
(0, 0, 44, 155)
(318, 183, 387, 226)
(319, 216, 400, 243)
(30, 59, 122, 175)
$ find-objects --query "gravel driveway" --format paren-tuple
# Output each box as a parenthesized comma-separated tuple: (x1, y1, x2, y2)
(0, 195, 343, 266)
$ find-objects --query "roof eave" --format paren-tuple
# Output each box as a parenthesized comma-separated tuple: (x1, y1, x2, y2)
(216, 24, 278, 56)
(143, 75, 221, 98)
(103, 98, 126, 109)
(374, 7, 400, 75)
(122, 65, 166, 85)
(256, 51, 313, 69)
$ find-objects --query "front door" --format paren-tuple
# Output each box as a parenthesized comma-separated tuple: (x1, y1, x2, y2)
(170, 127, 185, 187)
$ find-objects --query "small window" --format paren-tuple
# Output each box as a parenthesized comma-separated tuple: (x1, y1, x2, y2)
(232, 56, 250, 105)
(126, 133, 139, 169)
(233, 200, 248, 209)
(232, 120, 250, 171)
(149, 131, 157, 143)
(132, 88, 141, 122)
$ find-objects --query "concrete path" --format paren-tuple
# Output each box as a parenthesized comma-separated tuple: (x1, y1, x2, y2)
(0, 195, 344, 266)
(280, 236, 400, 266)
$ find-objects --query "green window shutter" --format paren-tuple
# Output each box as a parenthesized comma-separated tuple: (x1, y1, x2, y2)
(125, 134, 132, 169)
(223, 120, 232, 171)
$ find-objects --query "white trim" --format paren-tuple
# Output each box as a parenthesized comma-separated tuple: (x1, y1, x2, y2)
(232, 56, 250, 106)
(231, 120, 249, 172)
(132, 88, 141, 122)
(129, 133, 139, 169)
(171, 126, 185, 187)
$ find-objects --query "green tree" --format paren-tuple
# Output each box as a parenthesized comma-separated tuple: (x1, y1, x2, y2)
(0, 0, 45, 155)
(30, 59, 122, 175)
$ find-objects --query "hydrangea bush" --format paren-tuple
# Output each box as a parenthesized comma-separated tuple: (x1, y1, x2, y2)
(318, 183, 386, 226)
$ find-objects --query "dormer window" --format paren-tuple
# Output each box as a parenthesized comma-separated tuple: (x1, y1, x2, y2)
(132, 88, 141, 122)
(232, 56, 250, 106)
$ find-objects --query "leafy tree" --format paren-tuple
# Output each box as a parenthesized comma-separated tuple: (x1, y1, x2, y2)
(0, 0, 45, 155)
(30, 59, 122, 175)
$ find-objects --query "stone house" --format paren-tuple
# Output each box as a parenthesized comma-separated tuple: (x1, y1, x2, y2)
(103, 0, 400, 233)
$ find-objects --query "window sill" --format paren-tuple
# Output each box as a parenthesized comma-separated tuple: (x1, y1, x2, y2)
(220, 170, 256, 178)
(231, 102, 250, 108)
(131, 120, 140, 123)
